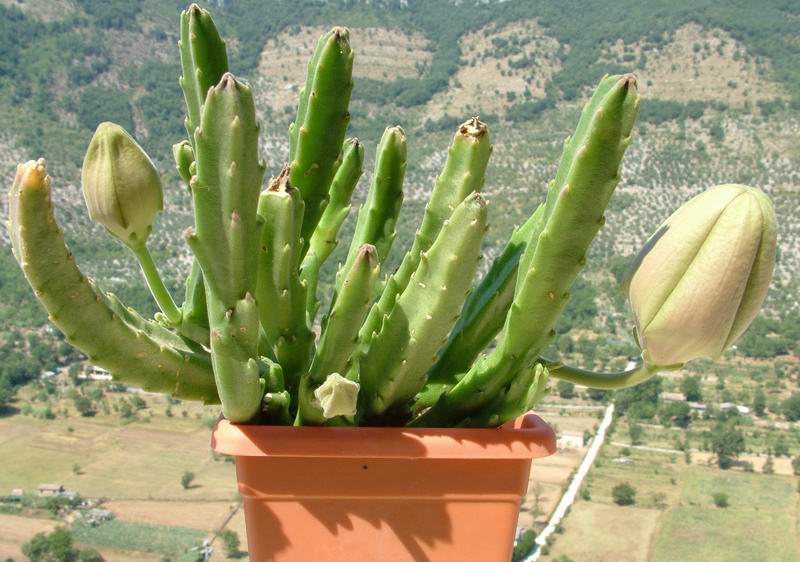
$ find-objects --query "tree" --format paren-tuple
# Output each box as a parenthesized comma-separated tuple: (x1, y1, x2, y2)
(712, 492, 729, 508)
(0, 383, 13, 411)
(181, 471, 195, 490)
(763, 455, 775, 475)
(710, 422, 746, 469)
(586, 388, 608, 402)
(660, 401, 692, 428)
(773, 435, 790, 457)
(628, 420, 644, 445)
(218, 529, 240, 557)
(119, 400, 133, 419)
(612, 483, 636, 506)
(73, 396, 95, 417)
(22, 528, 78, 562)
(680, 376, 703, 402)
(791, 456, 800, 476)
(556, 380, 575, 399)
(616, 377, 661, 419)
(130, 395, 147, 410)
(782, 393, 800, 421)
(753, 389, 767, 417)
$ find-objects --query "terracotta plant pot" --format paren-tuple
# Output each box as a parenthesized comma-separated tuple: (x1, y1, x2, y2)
(211, 413, 555, 562)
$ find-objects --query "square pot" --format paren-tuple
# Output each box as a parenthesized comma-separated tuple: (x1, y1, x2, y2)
(211, 413, 555, 562)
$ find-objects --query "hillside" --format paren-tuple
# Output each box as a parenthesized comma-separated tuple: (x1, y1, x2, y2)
(0, 0, 798, 400)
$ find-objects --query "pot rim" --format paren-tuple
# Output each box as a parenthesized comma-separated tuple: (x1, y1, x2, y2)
(211, 412, 555, 460)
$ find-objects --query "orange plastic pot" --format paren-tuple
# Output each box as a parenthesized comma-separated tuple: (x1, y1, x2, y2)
(211, 413, 555, 562)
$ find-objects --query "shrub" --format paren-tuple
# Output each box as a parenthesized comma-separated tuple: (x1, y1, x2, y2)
(79, 548, 105, 562)
(612, 483, 636, 506)
(181, 471, 195, 490)
(511, 529, 537, 562)
(556, 380, 575, 399)
(73, 396, 95, 417)
(23, 528, 78, 562)
(217, 529, 240, 557)
(712, 492, 729, 508)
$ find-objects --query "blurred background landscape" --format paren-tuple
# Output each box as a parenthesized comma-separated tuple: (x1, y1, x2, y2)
(0, 0, 798, 560)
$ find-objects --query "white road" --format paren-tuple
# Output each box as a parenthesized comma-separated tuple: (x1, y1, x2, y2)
(523, 403, 615, 562)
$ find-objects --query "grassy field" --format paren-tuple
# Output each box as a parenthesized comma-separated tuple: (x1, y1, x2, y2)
(544, 443, 800, 561)
(0, 391, 247, 561)
(652, 469, 799, 562)
(0, 398, 238, 500)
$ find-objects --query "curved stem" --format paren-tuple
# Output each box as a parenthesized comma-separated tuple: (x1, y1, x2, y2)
(539, 354, 681, 390)
(131, 242, 182, 325)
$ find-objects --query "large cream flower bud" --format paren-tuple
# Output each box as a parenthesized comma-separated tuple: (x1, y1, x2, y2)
(82, 122, 163, 246)
(627, 184, 776, 366)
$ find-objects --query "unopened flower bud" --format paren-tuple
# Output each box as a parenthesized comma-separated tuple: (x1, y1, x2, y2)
(314, 373, 360, 419)
(627, 184, 776, 366)
(82, 122, 163, 246)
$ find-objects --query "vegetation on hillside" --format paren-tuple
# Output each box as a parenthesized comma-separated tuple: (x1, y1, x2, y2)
(0, 0, 797, 407)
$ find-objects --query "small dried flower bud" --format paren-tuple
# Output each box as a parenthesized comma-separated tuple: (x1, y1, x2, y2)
(314, 373, 360, 419)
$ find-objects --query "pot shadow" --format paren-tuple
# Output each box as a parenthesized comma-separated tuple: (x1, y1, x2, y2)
(299, 497, 453, 562)
(241, 500, 291, 560)
(238, 433, 455, 562)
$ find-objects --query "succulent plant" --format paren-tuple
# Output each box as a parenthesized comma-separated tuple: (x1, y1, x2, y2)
(6, 4, 775, 427)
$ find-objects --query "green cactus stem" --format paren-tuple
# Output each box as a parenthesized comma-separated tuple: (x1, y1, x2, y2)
(540, 353, 678, 389)
(358, 192, 488, 424)
(297, 244, 379, 425)
(458, 363, 549, 428)
(8, 159, 218, 403)
(301, 137, 365, 319)
(255, 168, 314, 389)
(288, 27, 354, 246)
(179, 3, 229, 147)
(338, 127, 406, 287)
(307, 138, 365, 265)
(333, 128, 406, 371)
(178, 260, 209, 346)
(186, 73, 265, 422)
(357, 119, 490, 353)
(415, 203, 545, 410)
(412, 74, 640, 428)
(391, 118, 490, 294)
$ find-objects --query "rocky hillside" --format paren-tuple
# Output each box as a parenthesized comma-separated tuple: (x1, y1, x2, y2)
(0, 0, 798, 362)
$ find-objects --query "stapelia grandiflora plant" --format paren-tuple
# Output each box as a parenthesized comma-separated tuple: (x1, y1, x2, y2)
(7, 4, 776, 427)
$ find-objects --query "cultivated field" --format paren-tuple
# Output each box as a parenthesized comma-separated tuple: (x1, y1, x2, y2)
(543, 444, 800, 561)
(3, 373, 800, 561)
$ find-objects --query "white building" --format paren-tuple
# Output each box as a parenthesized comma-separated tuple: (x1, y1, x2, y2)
(557, 431, 585, 449)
